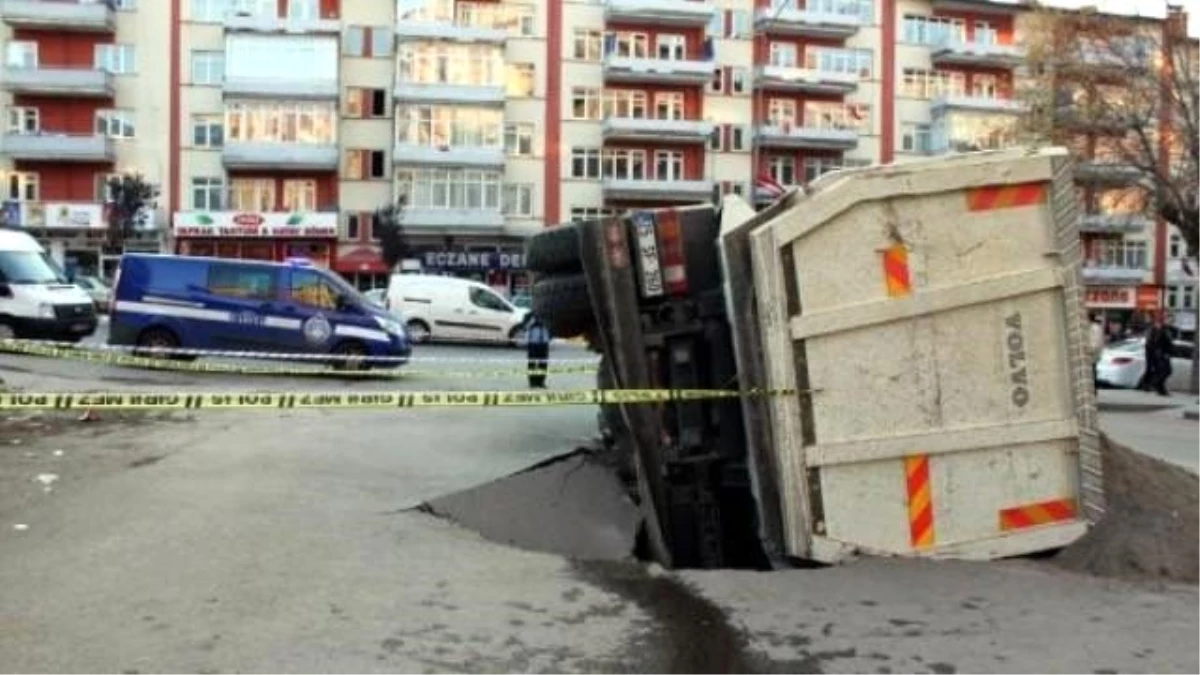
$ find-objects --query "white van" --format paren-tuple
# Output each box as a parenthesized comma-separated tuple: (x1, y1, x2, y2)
(0, 229, 98, 342)
(385, 273, 528, 345)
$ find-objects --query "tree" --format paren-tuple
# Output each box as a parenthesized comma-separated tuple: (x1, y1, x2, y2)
(1021, 5, 1199, 392)
(106, 173, 157, 248)
(374, 195, 409, 272)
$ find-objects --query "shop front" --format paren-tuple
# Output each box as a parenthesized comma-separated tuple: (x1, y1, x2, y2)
(334, 245, 390, 291)
(4, 200, 162, 280)
(1085, 285, 1166, 338)
(411, 245, 530, 298)
(173, 211, 338, 267)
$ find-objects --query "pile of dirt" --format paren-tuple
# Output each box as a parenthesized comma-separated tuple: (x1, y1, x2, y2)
(1055, 434, 1199, 584)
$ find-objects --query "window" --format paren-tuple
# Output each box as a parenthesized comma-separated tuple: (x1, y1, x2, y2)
(570, 207, 617, 223)
(901, 68, 965, 98)
(504, 123, 534, 156)
(397, 43, 504, 87)
(901, 14, 966, 45)
(191, 51, 225, 85)
(344, 212, 362, 240)
(191, 177, 223, 210)
(767, 99, 797, 126)
(1169, 233, 1185, 259)
(655, 150, 684, 181)
(6, 107, 38, 133)
(95, 173, 120, 202)
(972, 73, 999, 98)
(708, 67, 724, 94)
(344, 26, 365, 56)
(112, 0, 137, 7)
(804, 156, 844, 183)
(574, 30, 603, 60)
(230, 179, 275, 211)
(225, 101, 337, 144)
(4, 42, 37, 69)
(731, 68, 748, 94)
(4, 172, 39, 201)
(571, 148, 603, 178)
(289, 269, 340, 310)
(805, 46, 873, 79)
(288, 0, 317, 21)
(602, 149, 648, 180)
(571, 87, 602, 119)
(607, 31, 650, 58)
(769, 42, 798, 68)
(727, 10, 751, 38)
(1167, 285, 1196, 311)
(282, 179, 317, 211)
(208, 264, 277, 301)
(371, 27, 395, 57)
(346, 87, 388, 118)
(769, 156, 796, 186)
(395, 169, 505, 211)
(603, 89, 648, 119)
(1090, 239, 1148, 269)
(191, 115, 224, 148)
(731, 126, 746, 150)
(470, 286, 511, 312)
(654, 92, 684, 120)
(507, 63, 535, 97)
(657, 34, 686, 61)
(343, 149, 387, 179)
(502, 183, 535, 216)
(190, 0, 228, 22)
(455, 1, 534, 35)
(95, 44, 136, 74)
(95, 110, 135, 139)
(901, 123, 933, 153)
(395, 105, 502, 147)
(344, 25, 392, 57)
(804, 101, 870, 131)
(975, 21, 997, 46)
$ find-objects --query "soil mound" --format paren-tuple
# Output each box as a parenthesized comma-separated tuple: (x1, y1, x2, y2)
(1056, 434, 1199, 584)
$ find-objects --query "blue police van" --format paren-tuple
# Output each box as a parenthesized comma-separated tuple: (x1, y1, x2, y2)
(109, 254, 411, 367)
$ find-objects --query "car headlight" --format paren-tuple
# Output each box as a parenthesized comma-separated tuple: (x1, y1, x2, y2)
(38, 303, 55, 319)
(374, 316, 405, 337)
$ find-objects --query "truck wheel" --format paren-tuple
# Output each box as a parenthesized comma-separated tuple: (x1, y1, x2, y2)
(531, 274, 593, 337)
(525, 223, 583, 275)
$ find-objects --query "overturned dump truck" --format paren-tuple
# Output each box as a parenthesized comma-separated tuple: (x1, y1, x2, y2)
(526, 148, 1104, 569)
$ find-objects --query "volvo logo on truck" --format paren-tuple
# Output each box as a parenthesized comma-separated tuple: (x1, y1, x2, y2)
(1005, 312, 1030, 408)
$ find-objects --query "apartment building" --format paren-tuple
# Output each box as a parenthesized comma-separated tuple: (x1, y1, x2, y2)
(0, 0, 1193, 318)
(0, 0, 169, 279)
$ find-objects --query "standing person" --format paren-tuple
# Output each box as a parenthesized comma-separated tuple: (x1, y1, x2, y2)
(1090, 314, 1106, 392)
(1145, 313, 1175, 397)
(526, 314, 551, 389)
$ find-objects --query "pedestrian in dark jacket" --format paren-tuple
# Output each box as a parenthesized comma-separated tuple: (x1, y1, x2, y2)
(1144, 314, 1174, 396)
(526, 314, 551, 389)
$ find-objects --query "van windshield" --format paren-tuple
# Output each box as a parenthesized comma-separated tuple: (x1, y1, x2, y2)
(0, 251, 68, 284)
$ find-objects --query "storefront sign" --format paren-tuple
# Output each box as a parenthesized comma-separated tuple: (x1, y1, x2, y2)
(421, 249, 525, 271)
(1085, 286, 1136, 309)
(45, 203, 105, 230)
(1136, 285, 1162, 311)
(172, 211, 338, 238)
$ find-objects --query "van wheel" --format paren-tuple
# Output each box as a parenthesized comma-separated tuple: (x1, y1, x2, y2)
(136, 328, 179, 359)
(332, 340, 369, 371)
(0, 321, 16, 341)
(508, 323, 527, 347)
(406, 319, 431, 344)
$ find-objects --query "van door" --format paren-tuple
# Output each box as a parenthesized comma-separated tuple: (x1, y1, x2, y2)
(460, 285, 517, 342)
(205, 263, 286, 351)
(282, 268, 365, 353)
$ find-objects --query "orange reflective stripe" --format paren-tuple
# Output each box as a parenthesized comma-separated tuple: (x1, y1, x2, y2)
(905, 454, 935, 549)
(883, 244, 911, 298)
(966, 182, 1048, 212)
(999, 498, 1078, 531)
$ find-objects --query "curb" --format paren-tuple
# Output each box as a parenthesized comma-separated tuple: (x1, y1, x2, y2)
(1097, 403, 1181, 414)
(1185, 409, 1199, 421)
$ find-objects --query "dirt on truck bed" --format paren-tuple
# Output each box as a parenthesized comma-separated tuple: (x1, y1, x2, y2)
(1055, 434, 1199, 584)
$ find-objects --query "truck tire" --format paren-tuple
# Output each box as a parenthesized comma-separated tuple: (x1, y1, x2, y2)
(531, 273, 593, 337)
(525, 223, 583, 275)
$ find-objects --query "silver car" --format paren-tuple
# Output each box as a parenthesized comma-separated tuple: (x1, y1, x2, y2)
(73, 275, 112, 313)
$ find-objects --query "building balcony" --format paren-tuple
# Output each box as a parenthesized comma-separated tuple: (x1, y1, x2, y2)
(755, 124, 858, 151)
(931, 94, 1026, 115)
(224, 12, 340, 34)
(399, 207, 505, 231)
(602, 117, 715, 144)
(753, 6, 861, 39)
(602, 56, 713, 86)
(223, 77, 338, 100)
(392, 143, 505, 169)
(604, 0, 715, 27)
(0, 132, 114, 162)
(0, 65, 113, 97)
(755, 65, 858, 95)
(394, 19, 507, 43)
(930, 38, 1025, 68)
(1079, 213, 1151, 235)
(602, 178, 714, 203)
(1075, 160, 1144, 185)
(1166, 258, 1198, 286)
(0, 0, 114, 31)
(1081, 264, 1147, 285)
(222, 142, 339, 170)
(393, 82, 506, 106)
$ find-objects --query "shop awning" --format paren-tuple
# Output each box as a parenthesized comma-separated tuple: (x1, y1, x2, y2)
(334, 247, 388, 274)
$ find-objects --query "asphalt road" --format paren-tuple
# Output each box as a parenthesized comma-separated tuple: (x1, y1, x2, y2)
(0, 327, 1196, 672)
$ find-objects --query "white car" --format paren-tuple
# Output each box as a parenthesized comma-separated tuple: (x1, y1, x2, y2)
(385, 274, 528, 345)
(363, 288, 386, 307)
(1096, 338, 1195, 391)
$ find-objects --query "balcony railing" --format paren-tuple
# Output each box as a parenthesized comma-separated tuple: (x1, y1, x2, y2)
(0, 0, 115, 31)
(392, 143, 506, 168)
(930, 37, 1024, 68)
(756, 123, 859, 150)
(931, 94, 1026, 115)
(223, 77, 339, 100)
(604, 0, 716, 27)
(398, 207, 505, 231)
(222, 141, 339, 170)
(602, 117, 715, 143)
(602, 178, 714, 203)
(394, 18, 507, 43)
(0, 132, 115, 162)
(1081, 263, 1147, 285)
(224, 12, 339, 34)
(393, 81, 507, 106)
(754, 5, 862, 38)
(1079, 213, 1151, 235)
(0, 65, 114, 97)
(755, 65, 859, 94)
(602, 55, 714, 86)
(396, 0, 527, 42)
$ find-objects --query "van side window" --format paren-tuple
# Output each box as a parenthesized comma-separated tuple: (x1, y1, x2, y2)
(207, 264, 276, 301)
(469, 287, 510, 312)
(289, 269, 340, 311)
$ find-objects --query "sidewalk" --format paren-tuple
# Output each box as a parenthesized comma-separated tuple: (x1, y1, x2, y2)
(1096, 388, 1197, 413)
(1097, 389, 1199, 473)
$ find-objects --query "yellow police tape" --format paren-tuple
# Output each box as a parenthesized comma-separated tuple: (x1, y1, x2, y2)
(0, 340, 598, 379)
(0, 388, 795, 411)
